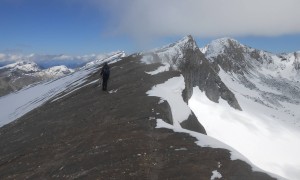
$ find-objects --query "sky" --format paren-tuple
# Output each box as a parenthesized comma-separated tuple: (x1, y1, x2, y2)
(0, 0, 300, 57)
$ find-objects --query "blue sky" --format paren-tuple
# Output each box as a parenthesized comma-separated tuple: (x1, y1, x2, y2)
(0, 0, 299, 56)
(0, 0, 116, 55)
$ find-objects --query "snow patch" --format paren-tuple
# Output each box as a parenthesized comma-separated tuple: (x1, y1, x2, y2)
(210, 170, 222, 180)
(147, 75, 191, 127)
(140, 55, 154, 64)
(174, 147, 187, 151)
(108, 89, 118, 94)
(199, 46, 208, 54)
(145, 63, 170, 75)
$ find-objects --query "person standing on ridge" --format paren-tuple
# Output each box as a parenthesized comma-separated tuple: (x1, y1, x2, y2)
(100, 62, 110, 91)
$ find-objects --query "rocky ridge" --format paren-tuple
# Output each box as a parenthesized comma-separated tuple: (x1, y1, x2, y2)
(0, 49, 276, 179)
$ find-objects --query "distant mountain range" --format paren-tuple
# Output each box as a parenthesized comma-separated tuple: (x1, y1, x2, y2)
(0, 51, 125, 97)
(0, 61, 73, 97)
(0, 53, 112, 69)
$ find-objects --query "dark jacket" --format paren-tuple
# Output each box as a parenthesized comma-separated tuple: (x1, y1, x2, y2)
(101, 63, 110, 80)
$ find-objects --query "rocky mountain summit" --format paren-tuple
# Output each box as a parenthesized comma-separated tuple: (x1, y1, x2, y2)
(201, 37, 300, 120)
(202, 38, 300, 77)
(143, 35, 242, 110)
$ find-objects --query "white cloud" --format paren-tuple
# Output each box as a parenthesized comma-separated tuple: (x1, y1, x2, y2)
(0, 53, 6, 60)
(9, 54, 23, 61)
(102, 0, 300, 39)
(53, 55, 74, 60)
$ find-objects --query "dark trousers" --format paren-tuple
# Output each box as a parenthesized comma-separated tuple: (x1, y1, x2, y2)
(102, 78, 108, 91)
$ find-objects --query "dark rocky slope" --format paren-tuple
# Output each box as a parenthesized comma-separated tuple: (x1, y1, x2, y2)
(0, 55, 275, 179)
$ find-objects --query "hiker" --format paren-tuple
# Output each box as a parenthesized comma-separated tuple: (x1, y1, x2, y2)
(100, 62, 110, 91)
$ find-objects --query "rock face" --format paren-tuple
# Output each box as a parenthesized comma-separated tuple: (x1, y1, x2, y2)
(0, 56, 276, 180)
(291, 52, 300, 70)
(147, 35, 242, 110)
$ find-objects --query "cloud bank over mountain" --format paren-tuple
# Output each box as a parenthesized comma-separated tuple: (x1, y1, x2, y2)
(100, 0, 300, 39)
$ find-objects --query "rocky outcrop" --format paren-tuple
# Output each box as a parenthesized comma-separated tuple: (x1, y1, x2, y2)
(293, 52, 300, 70)
(156, 95, 206, 134)
(180, 112, 206, 134)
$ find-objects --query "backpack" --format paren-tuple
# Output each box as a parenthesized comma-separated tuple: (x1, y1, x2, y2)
(102, 66, 110, 77)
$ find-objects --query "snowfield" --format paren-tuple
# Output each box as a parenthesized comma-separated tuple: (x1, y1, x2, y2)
(197, 38, 300, 180)
(145, 63, 170, 75)
(189, 86, 300, 180)
(149, 76, 283, 179)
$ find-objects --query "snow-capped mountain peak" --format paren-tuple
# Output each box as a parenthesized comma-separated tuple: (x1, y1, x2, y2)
(214, 37, 240, 45)
(173, 35, 198, 51)
(161, 35, 199, 52)
(41, 65, 75, 77)
(142, 35, 203, 69)
(1, 60, 40, 73)
(203, 37, 300, 79)
(204, 37, 247, 58)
